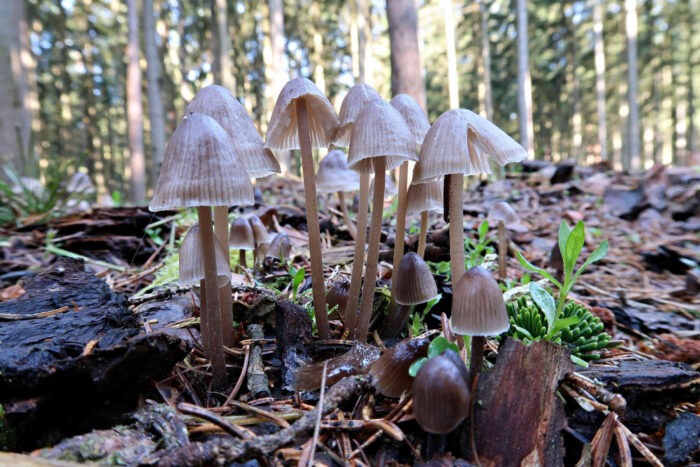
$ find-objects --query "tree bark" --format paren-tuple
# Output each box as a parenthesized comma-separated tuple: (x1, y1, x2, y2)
(516, 0, 535, 159)
(593, 0, 608, 162)
(625, 0, 640, 170)
(126, 0, 146, 204)
(143, 0, 167, 186)
(386, 0, 426, 111)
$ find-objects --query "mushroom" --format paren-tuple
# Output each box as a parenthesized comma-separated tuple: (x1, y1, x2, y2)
(265, 231, 292, 262)
(150, 113, 254, 389)
(326, 279, 350, 321)
(406, 180, 443, 258)
(248, 214, 270, 264)
(334, 84, 382, 338)
(451, 265, 509, 382)
(412, 349, 470, 434)
(265, 77, 339, 340)
(229, 217, 255, 269)
(369, 335, 430, 398)
(487, 201, 520, 279)
(316, 149, 360, 239)
(383, 252, 438, 337)
(186, 85, 280, 347)
(347, 99, 416, 341)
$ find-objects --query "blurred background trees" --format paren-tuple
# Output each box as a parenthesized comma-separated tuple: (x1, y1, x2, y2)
(0, 0, 697, 204)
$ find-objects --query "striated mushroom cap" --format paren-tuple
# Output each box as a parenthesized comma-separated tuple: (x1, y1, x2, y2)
(369, 335, 431, 398)
(229, 217, 255, 250)
(316, 149, 361, 193)
(265, 77, 339, 150)
(451, 266, 510, 336)
(334, 84, 382, 148)
(347, 100, 417, 174)
(248, 214, 269, 245)
(412, 109, 527, 184)
(185, 85, 280, 178)
(406, 181, 443, 215)
(487, 201, 520, 227)
(265, 231, 292, 259)
(179, 225, 231, 287)
(394, 252, 438, 305)
(390, 94, 430, 148)
(150, 113, 255, 211)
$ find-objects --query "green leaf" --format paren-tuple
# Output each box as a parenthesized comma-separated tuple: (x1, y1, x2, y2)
(512, 325, 535, 340)
(563, 221, 585, 278)
(427, 336, 459, 358)
(558, 221, 571, 261)
(570, 355, 589, 368)
(516, 251, 562, 289)
(572, 240, 609, 283)
(408, 357, 428, 377)
(530, 282, 556, 329)
(478, 220, 489, 241)
(547, 316, 581, 336)
(423, 293, 442, 315)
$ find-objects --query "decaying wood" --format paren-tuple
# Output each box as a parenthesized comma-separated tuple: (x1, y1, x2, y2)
(471, 338, 573, 467)
(245, 323, 270, 399)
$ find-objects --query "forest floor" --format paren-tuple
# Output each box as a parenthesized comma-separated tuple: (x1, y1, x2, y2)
(0, 161, 698, 466)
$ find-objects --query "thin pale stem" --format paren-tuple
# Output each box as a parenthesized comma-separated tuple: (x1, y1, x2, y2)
(417, 211, 428, 258)
(390, 161, 409, 303)
(214, 206, 233, 347)
(296, 99, 329, 340)
(345, 172, 370, 339)
(498, 220, 507, 279)
(448, 174, 466, 284)
(337, 190, 357, 240)
(197, 206, 227, 391)
(356, 157, 386, 341)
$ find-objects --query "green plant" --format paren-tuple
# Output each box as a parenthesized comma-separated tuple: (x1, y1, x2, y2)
(408, 336, 460, 376)
(407, 293, 442, 337)
(464, 220, 493, 269)
(288, 265, 306, 303)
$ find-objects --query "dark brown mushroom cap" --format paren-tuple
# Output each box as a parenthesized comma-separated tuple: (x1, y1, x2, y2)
(451, 266, 510, 336)
(265, 232, 292, 259)
(406, 180, 443, 215)
(369, 335, 430, 398)
(179, 224, 230, 287)
(264, 77, 340, 150)
(185, 85, 280, 178)
(229, 217, 255, 250)
(334, 83, 382, 148)
(487, 201, 520, 227)
(248, 214, 269, 245)
(326, 279, 350, 316)
(149, 113, 255, 211)
(394, 252, 438, 306)
(316, 149, 361, 193)
(412, 349, 471, 434)
(390, 94, 430, 148)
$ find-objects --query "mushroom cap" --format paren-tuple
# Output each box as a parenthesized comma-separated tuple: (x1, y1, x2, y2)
(229, 217, 255, 250)
(248, 214, 269, 244)
(412, 109, 528, 184)
(265, 231, 292, 259)
(412, 349, 471, 434)
(264, 77, 340, 150)
(185, 85, 280, 178)
(394, 252, 438, 305)
(369, 174, 398, 199)
(149, 113, 255, 211)
(316, 149, 361, 193)
(334, 84, 382, 148)
(487, 201, 520, 227)
(179, 225, 231, 287)
(326, 279, 350, 317)
(390, 94, 430, 148)
(369, 335, 430, 398)
(451, 266, 510, 336)
(406, 180, 443, 215)
(347, 99, 418, 174)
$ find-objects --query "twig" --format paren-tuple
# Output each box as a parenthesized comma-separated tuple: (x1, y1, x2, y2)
(246, 324, 270, 399)
(0, 305, 69, 321)
(230, 400, 290, 429)
(616, 422, 664, 467)
(177, 402, 252, 439)
(308, 360, 328, 466)
(225, 345, 250, 406)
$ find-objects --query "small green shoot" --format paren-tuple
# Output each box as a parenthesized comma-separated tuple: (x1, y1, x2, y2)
(407, 293, 442, 337)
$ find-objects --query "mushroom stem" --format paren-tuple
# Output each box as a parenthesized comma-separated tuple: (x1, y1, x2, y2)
(497, 220, 506, 279)
(199, 279, 210, 357)
(382, 304, 412, 338)
(417, 211, 428, 258)
(214, 206, 233, 347)
(469, 335, 485, 384)
(345, 172, 370, 339)
(295, 99, 329, 340)
(196, 206, 228, 391)
(390, 161, 409, 303)
(239, 249, 247, 269)
(337, 190, 357, 240)
(355, 157, 386, 341)
(447, 174, 466, 284)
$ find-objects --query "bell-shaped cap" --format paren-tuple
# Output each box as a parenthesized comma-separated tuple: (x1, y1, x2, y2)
(412, 349, 471, 433)
(326, 279, 350, 316)
(150, 113, 255, 211)
(316, 149, 361, 193)
(185, 85, 280, 178)
(451, 266, 510, 336)
(369, 174, 398, 199)
(248, 214, 269, 244)
(390, 94, 430, 148)
(179, 225, 231, 287)
(370, 335, 430, 398)
(487, 201, 520, 227)
(334, 84, 382, 148)
(265, 232, 292, 259)
(265, 77, 339, 150)
(394, 252, 438, 305)
(347, 100, 417, 174)
(229, 217, 255, 250)
(412, 109, 527, 184)
(406, 181, 443, 215)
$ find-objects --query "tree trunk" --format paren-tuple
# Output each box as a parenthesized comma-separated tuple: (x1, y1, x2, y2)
(624, 0, 640, 170)
(357, 0, 370, 84)
(266, 0, 290, 174)
(593, 0, 608, 162)
(386, 0, 426, 111)
(126, 0, 146, 204)
(144, 0, 167, 186)
(212, 0, 235, 91)
(516, 0, 535, 158)
(479, 0, 493, 121)
(443, 0, 459, 109)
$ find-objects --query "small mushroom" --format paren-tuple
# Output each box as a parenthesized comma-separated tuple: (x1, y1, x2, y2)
(406, 180, 443, 258)
(369, 335, 430, 398)
(316, 149, 361, 239)
(265, 231, 292, 262)
(326, 279, 350, 320)
(487, 201, 520, 279)
(229, 217, 255, 269)
(248, 214, 269, 266)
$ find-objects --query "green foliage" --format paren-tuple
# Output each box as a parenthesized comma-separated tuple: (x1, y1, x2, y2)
(428, 221, 494, 279)
(288, 265, 306, 303)
(408, 336, 460, 377)
(133, 253, 180, 297)
(407, 293, 442, 337)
